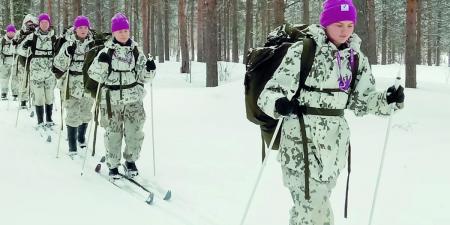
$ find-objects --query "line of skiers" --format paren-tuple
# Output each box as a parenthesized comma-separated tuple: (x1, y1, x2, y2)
(1, 12, 156, 179)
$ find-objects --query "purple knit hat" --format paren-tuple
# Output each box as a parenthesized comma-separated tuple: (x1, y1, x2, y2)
(6, 24, 16, 33)
(111, 13, 130, 32)
(73, 16, 90, 29)
(320, 0, 357, 27)
(38, 13, 51, 25)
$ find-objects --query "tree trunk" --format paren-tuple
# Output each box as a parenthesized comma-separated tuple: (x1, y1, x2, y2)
(40, 0, 45, 12)
(205, 0, 218, 87)
(261, 0, 268, 45)
(157, 0, 165, 63)
(63, 0, 69, 28)
(150, 1, 156, 56)
(231, 0, 238, 62)
(142, 0, 149, 55)
(366, 0, 377, 64)
(381, 0, 387, 65)
(47, 0, 52, 17)
(416, 0, 422, 65)
(426, 0, 432, 66)
(179, 0, 190, 73)
(243, 0, 253, 64)
(197, 0, 205, 62)
(405, 0, 417, 88)
(164, 0, 170, 61)
(273, 0, 284, 27)
(302, 0, 309, 24)
(354, 0, 369, 59)
(110, 0, 116, 23)
(189, 0, 195, 61)
(95, 0, 102, 31)
(73, 0, 81, 16)
(435, 5, 442, 66)
(217, 4, 222, 61)
(134, 0, 139, 43)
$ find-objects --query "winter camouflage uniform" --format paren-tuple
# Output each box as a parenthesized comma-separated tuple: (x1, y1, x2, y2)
(258, 25, 396, 225)
(53, 28, 94, 127)
(88, 39, 155, 169)
(18, 29, 56, 107)
(15, 14, 38, 102)
(0, 35, 17, 97)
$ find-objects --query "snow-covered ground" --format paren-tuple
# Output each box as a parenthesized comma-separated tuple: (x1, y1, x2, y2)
(0, 61, 449, 225)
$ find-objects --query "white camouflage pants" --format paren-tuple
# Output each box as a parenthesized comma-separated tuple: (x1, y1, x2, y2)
(31, 77, 56, 106)
(64, 95, 94, 127)
(282, 166, 337, 225)
(100, 101, 146, 169)
(0, 63, 18, 96)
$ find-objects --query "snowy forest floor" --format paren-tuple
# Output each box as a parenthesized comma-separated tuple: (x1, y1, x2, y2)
(1, 61, 449, 225)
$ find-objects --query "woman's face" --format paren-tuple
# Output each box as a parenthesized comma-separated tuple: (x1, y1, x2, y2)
(39, 20, 50, 32)
(325, 21, 354, 46)
(113, 29, 130, 44)
(7, 32, 15, 39)
(75, 26, 89, 39)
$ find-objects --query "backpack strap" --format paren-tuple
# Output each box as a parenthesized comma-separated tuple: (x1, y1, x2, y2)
(291, 37, 317, 201)
(293, 37, 316, 100)
(31, 34, 38, 56)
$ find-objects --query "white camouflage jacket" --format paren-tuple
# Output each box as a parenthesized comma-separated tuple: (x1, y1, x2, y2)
(258, 24, 394, 182)
(53, 28, 95, 99)
(0, 35, 16, 65)
(88, 39, 155, 106)
(18, 29, 56, 82)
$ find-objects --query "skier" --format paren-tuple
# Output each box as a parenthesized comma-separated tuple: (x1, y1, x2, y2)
(18, 13, 57, 128)
(0, 24, 18, 101)
(87, 13, 156, 179)
(14, 14, 38, 108)
(257, 0, 405, 224)
(53, 16, 94, 156)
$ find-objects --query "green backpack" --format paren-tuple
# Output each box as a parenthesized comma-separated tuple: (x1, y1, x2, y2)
(244, 24, 316, 159)
(244, 23, 359, 161)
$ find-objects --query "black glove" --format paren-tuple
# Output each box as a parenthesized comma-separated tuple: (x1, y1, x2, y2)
(146, 59, 156, 72)
(98, 52, 111, 64)
(386, 85, 405, 104)
(275, 97, 295, 116)
(66, 44, 76, 56)
(22, 40, 33, 48)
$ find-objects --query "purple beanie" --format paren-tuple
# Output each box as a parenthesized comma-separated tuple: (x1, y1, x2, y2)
(38, 13, 51, 25)
(73, 16, 90, 29)
(111, 13, 130, 32)
(320, 0, 357, 27)
(6, 24, 16, 33)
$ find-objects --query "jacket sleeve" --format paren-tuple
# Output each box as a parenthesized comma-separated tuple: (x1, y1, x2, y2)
(257, 41, 303, 119)
(16, 34, 33, 57)
(53, 41, 72, 73)
(87, 48, 109, 83)
(346, 55, 393, 116)
(135, 50, 155, 84)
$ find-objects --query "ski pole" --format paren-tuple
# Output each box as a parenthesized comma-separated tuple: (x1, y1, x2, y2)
(368, 76, 402, 225)
(150, 71, 156, 177)
(15, 48, 31, 127)
(239, 117, 284, 225)
(56, 71, 69, 159)
(81, 79, 102, 176)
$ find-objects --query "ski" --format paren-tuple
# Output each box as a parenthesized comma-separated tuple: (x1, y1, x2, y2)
(35, 125, 52, 142)
(121, 163, 172, 201)
(94, 157, 154, 205)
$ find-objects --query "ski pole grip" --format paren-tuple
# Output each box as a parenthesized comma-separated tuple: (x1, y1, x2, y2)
(394, 76, 401, 90)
